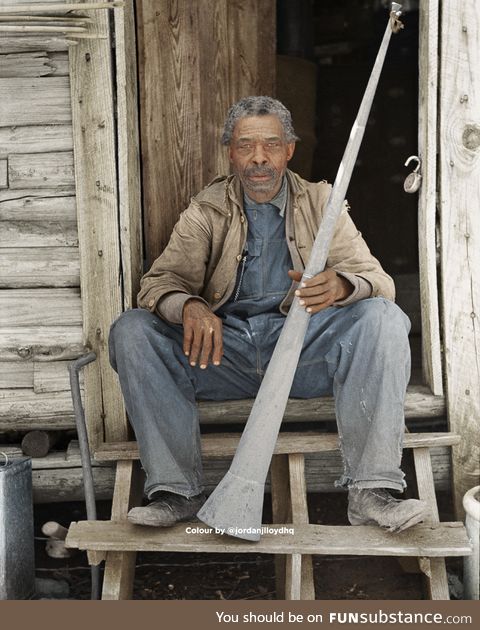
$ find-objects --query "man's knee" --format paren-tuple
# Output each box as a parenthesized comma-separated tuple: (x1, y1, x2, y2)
(352, 298, 411, 336)
(108, 308, 157, 365)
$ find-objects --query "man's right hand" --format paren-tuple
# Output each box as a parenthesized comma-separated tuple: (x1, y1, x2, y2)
(182, 299, 223, 369)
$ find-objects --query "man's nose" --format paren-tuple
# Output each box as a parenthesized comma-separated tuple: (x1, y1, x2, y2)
(252, 144, 268, 164)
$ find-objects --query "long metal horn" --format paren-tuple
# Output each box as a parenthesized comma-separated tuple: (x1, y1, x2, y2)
(197, 3, 404, 541)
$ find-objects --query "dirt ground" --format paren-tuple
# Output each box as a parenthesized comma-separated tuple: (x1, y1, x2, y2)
(33, 490, 463, 600)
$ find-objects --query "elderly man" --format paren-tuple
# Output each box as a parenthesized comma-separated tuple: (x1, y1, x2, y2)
(109, 96, 428, 532)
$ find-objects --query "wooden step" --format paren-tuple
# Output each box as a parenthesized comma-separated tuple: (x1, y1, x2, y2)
(196, 385, 445, 425)
(66, 520, 471, 557)
(94, 431, 460, 462)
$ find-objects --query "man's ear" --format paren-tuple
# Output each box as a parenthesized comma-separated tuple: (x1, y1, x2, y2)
(286, 143, 296, 161)
(228, 146, 234, 164)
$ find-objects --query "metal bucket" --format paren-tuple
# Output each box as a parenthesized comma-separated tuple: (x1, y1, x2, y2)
(0, 453, 35, 600)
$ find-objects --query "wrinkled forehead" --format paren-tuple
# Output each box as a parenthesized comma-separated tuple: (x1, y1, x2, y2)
(232, 114, 285, 141)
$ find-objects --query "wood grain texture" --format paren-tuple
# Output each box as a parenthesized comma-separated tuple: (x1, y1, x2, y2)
(114, 0, 142, 310)
(0, 288, 81, 326)
(414, 447, 450, 599)
(8, 151, 74, 189)
(270, 454, 290, 599)
(0, 77, 71, 125)
(0, 247, 79, 287)
(65, 520, 471, 556)
(0, 388, 76, 429)
(0, 158, 6, 188)
(0, 326, 84, 362)
(0, 442, 454, 496)
(31, 466, 115, 503)
(439, 0, 480, 516)
(102, 460, 143, 599)
(94, 431, 459, 461)
(190, 384, 446, 425)
(137, 0, 276, 266)
(0, 125, 73, 158)
(34, 360, 83, 393)
(0, 192, 76, 221)
(69, 0, 127, 445)
(0, 35, 69, 53)
(137, 0, 203, 267)
(0, 360, 33, 388)
(287, 453, 315, 600)
(0, 1, 122, 10)
(0, 220, 78, 247)
(0, 50, 68, 77)
(0, 0, 66, 6)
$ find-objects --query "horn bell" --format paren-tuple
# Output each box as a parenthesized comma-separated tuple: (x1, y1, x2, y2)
(196, 470, 265, 542)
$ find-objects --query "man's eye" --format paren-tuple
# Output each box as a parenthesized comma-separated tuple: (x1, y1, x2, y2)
(239, 144, 252, 150)
(267, 142, 280, 148)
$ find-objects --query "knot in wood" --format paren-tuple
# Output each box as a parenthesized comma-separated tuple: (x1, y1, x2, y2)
(462, 125, 480, 151)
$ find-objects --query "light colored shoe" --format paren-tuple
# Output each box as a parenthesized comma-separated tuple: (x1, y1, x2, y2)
(348, 487, 430, 533)
(127, 491, 206, 527)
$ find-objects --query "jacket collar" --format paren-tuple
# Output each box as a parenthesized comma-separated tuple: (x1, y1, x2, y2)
(195, 169, 307, 216)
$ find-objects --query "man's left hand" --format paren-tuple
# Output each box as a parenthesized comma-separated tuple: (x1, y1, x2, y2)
(288, 269, 354, 314)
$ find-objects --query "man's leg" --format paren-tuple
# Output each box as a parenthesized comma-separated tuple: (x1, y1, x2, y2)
(108, 308, 260, 524)
(289, 297, 429, 530)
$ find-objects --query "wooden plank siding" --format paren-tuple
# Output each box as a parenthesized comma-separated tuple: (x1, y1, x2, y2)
(0, 77, 71, 126)
(0, 192, 76, 221)
(0, 125, 73, 158)
(0, 50, 69, 77)
(0, 247, 79, 287)
(8, 151, 75, 190)
(0, 0, 140, 453)
(68, 0, 128, 446)
(0, 23, 84, 439)
(0, 288, 82, 327)
(439, 0, 480, 515)
(0, 220, 78, 247)
(418, 0, 443, 395)
(34, 360, 83, 393)
(0, 326, 84, 362)
(0, 36, 70, 53)
(0, 158, 6, 188)
(114, 0, 142, 311)
(0, 361, 33, 389)
(137, 0, 276, 267)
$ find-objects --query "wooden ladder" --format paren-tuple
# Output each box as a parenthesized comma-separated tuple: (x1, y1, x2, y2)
(66, 432, 472, 600)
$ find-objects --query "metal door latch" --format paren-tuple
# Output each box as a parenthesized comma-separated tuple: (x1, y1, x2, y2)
(404, 155, 422, 193)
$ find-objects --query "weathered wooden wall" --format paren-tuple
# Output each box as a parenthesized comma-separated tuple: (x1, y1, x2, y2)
(439, 0, 480, 515)
(0, 1, 81, 433)
(137, 0, 276, 267)
(0, 0, 142, 454)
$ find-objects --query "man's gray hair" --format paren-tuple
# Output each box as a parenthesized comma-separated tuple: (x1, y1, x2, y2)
(221, 96, 299, 145)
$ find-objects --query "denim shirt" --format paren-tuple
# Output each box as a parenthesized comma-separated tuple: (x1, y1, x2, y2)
(218, 180, 293, 322)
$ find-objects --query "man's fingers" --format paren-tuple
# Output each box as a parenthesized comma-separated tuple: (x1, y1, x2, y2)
(188, 324, 204, 366)
(300, 293, 334, 308)
(301, 272, 332, 287)
(288, 269, 302, 281)
(183, 324, 194, 357)
(199, 328, 213, 369)
(184, 317, 223, 368)
(296, 283, 333, 298)
(212, 327, 224, 366)
(307, 302, 333, 314)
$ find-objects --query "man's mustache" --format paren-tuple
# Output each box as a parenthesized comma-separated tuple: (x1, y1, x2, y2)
(245, 165, 276, 178)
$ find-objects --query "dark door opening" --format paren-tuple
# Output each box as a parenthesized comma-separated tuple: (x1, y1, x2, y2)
(276, 0, 422, 383)
(277, 0, 419, 275)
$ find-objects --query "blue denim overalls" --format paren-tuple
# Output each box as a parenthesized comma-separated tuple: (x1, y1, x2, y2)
(109, 184, 411, 499)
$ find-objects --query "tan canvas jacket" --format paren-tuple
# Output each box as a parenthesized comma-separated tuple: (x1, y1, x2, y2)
(138, 170, 395, 317)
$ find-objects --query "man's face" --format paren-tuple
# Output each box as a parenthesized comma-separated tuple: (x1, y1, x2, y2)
(229, 115, 295, 202)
